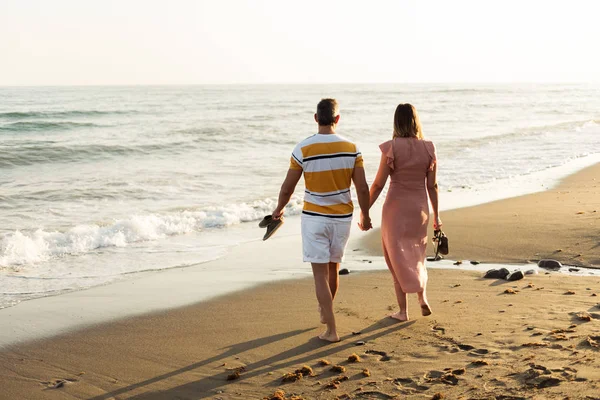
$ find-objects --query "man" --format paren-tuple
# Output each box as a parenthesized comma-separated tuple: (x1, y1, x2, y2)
(271, 98, 372, 342)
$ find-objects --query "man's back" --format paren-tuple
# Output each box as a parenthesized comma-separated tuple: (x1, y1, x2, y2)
(290, 133, 363, 220)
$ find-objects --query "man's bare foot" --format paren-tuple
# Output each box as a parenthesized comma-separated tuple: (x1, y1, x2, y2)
(318, 330, 340, 342)
(420, 304, 432, 316)
(317, 306, 326, 324)
(390, 311, 409, 322)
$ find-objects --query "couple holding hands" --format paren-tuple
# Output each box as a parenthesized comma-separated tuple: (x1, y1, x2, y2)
(270, 99, 441, 342)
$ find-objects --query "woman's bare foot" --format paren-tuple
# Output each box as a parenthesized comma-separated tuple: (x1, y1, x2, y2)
(318, 330, 340, 342)
(390, 311, 409, 322)
(420, 303, 432, 316)
(317, 305, 326, 324)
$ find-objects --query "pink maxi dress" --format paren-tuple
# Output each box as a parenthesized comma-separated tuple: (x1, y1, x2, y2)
(379, 137, 437, 293)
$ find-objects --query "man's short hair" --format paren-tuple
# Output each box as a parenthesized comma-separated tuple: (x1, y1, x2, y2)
(316, 98, 339, 126)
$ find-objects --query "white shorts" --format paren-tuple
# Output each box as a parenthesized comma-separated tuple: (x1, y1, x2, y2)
(301, 214, 352, 263)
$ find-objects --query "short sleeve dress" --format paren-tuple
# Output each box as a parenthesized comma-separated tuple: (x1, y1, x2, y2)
(379, 137, 436, 293)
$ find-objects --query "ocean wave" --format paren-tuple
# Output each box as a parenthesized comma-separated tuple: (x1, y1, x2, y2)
(0, 196, 303, 268)
(0, 110, 134, 119)
(453, 119, 599, 151)
(0, 121, 101, 132)
(424, 87, 500, 94)
(0, 141, 191, 168)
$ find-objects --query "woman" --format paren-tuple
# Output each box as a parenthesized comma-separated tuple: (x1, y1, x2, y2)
(363, 103, 441, 321)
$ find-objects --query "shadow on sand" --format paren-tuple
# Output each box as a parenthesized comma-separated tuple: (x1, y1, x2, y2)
(89, 318, 414, 399)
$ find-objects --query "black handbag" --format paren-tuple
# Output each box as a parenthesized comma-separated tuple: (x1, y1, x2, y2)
(431, 229, 449, 260)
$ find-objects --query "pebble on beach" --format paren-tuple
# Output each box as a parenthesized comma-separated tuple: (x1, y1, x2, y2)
(538, 259, 562, 270)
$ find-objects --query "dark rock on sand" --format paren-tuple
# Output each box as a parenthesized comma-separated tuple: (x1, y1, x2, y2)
(470, 260, 480, 265)
(506, 270, 524, 281)
(569, 267, 580, 272)
(538, 259, 562, 270)
(339, 268, 350, 275)
(483, 268, 510, 279)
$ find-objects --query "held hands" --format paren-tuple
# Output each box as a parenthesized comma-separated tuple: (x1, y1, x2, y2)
(358, 212, 372, 231)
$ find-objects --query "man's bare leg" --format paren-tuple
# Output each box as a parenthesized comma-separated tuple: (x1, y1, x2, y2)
(312, 262, 340, 342)
(318, 262, 340, 324)
(328, 262, 340, 299)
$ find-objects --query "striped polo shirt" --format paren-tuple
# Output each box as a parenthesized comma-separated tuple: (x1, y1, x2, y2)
(290, 133, 363, 220)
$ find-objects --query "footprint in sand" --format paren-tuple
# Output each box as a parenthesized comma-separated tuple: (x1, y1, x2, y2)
(458, 343, 488, 354)
(394, 377, 429, 391)
(444, 367, 466, 375)
(365, 349, 392, 361)
(353, 391, 396, 399)
(572, 311, 594, 321)
(585, 335, 600, 348)
(424, 370, 459, 385)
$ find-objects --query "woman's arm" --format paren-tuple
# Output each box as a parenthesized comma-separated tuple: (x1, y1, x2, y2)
(368, 153, 391, 208)
(426, 163, 441, 229)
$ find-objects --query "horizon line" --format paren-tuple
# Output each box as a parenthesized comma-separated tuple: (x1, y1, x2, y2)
(1, 81, 599, 88)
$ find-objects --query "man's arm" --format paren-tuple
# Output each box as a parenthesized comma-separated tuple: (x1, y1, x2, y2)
(352, 167, 372, 230)
(272, 168, 303, 219)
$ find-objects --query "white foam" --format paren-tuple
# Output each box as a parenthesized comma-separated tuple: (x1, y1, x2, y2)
(439, 153, 600, 211)
(0, 196, 304, 268)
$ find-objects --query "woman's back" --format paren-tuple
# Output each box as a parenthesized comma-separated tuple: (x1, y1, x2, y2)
(367, 103, 440, 319)
(380, 137, 436, 191)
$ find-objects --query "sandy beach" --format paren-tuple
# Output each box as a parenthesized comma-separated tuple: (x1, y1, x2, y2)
(1, 164, 599, 400)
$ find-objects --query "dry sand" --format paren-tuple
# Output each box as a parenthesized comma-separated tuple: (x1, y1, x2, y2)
(1, 164, 600, 400)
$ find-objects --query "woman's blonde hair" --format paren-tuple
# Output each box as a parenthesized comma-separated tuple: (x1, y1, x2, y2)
(393, 103, 423, 139)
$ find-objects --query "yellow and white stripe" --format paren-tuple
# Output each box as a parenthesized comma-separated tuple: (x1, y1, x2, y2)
(289, 133, 363, 220)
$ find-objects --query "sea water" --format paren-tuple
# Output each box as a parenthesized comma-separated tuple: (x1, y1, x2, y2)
(1, 84, 600, 309)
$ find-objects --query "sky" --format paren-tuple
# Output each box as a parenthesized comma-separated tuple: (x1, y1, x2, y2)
(1, 0, 599, 85)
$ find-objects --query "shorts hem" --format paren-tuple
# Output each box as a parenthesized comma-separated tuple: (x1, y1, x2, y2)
(303, 257, 333, 263)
